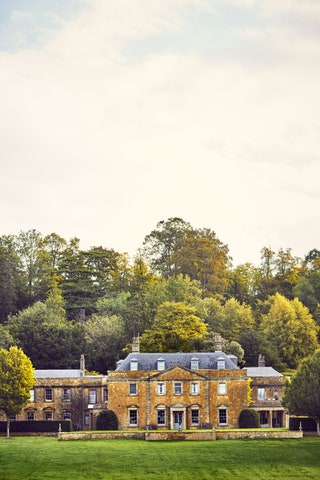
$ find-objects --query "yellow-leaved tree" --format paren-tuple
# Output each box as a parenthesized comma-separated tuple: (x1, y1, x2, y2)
(0, 346, 35, 438)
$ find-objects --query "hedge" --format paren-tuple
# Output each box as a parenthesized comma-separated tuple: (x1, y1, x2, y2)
(0, 421, 72, 433)
(289, 417, 316, 432)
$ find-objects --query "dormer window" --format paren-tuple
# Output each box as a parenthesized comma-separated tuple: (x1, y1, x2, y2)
(217, 358, 225, 370)
(191, 358, 199, 370)
(130, 359, 139, 371)
(157, 358, 165, 371)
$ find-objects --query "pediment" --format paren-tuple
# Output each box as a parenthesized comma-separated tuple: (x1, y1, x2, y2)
(150, 365, 207, 381)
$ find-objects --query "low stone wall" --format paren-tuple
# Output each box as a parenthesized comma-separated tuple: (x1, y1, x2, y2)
(58, 431, 145, 441)
(145, 430, 216, 441)
(216, 430, 303, 440)
(58, 429, 303, 441)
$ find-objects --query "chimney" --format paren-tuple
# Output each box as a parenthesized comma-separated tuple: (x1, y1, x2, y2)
(214, 334, 223, 352)
(258, 354, 265, 367)
(80, 354, 85, 375)
(132, 335, 140, 354)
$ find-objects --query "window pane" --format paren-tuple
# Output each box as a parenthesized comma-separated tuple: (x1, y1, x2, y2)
(157, 409, 166, 425)
(63, 388, 71, 401)
(157, 383, 165, 395)
(129, 410, 138, 425)
(219, 409, 227, 425)
(129, 383, 137, 395)
(27, 412, 35, 421)
(218, 382, 227, 395)
(174, 383, 182, 395)
(45, 389, 53, 401)
(258, 388, 266, 401)
(130, 361, 138, 371)
(191, 409, 199, 425)
(217, 360, 225, 370)
(89, 389, 96, 403)
(191, 383, 199, 395)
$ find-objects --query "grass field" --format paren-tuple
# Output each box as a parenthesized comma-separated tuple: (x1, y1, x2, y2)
(0, 436, 319, 480)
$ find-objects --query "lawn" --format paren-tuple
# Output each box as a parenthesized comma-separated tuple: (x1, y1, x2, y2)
(0, 436, 319, 480)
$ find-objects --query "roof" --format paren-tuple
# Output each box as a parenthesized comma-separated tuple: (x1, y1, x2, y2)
(35, 369, 83, 379)
(116, 352, 239, 371)
(246, 366, 283, 378)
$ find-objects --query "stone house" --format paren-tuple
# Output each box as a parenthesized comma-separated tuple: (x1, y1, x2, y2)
(0, 355, 108, 430)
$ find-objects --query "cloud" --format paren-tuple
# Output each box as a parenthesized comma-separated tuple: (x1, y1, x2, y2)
(0, 0, 319, 263)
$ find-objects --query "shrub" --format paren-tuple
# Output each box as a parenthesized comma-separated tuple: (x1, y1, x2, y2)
(96, 410, 118, 430)
(238, 409, 260, 428)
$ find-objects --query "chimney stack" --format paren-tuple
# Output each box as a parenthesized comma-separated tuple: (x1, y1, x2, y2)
(214, 334, 223, 352)
(132, 335, 140, 353)
(258, 354, 265, 367)
(80, 354, 85, 375)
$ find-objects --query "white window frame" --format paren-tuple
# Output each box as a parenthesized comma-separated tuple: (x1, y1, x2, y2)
(157, 409, 166, 426)
(191, 408, 200, 426)
(174, 382, 182, 395)
(129, 409, 138, 426)
(130, 360, 138, 371)
(157, 382, 166, 395)
(63, 388, 71, 402)
(257, 388, 266, 401)
(191, 358, 199, 370)
(157, 360, 166, 371)
(217, 359, 225, 370)
(129, 383, 137, 395)
(218, 408, 228, 425)
(218, 382, 227, 395)
(45, 388, 53, 402)
(27, 412, 35, 421)
(191, 382, 199, 395)
(89, 388, 97, 404)
(45, 411, 53, 421)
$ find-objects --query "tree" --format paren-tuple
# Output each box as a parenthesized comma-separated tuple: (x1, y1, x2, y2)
(140, 301, 207, 352)
(282, 350, 320, 435)
(0, 346, 35, 437)
(96, 410, 119, 430)
(260, 293, 319, 369)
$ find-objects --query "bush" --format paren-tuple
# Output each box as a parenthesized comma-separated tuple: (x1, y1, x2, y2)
(238, 409, 260, 428)
(96, 410, 118, 430)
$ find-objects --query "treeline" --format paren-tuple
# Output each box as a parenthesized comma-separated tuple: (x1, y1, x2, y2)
(0, 217, 319, 373)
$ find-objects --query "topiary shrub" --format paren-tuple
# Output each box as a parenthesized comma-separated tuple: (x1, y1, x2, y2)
(238, 409, 260, 428)
(96, 410, 119, 430)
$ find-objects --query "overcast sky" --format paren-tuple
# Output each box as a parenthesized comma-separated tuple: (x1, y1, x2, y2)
(1, 0, 319, 266)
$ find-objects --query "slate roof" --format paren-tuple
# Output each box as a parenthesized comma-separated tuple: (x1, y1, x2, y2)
(116, 352, 239, 371)
(246, 367, 283, 378)
(35, 369, 83, 379)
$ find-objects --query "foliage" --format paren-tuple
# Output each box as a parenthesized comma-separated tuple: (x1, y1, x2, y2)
(238, 409, 260, 428)
(96, 410, 119, 430)
(261, 293, 318, 369)
(140, 301, 207, 352)
(0, 346, 35, 437)
(282, 349, 320, 435)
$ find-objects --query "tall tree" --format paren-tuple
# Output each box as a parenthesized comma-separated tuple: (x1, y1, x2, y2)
(140, 301, 207, 352)
(260, 293, 319, 369)
(0, 346, 35, 437)
(282, 349, 320, 435)
(0, 235, 23, 321)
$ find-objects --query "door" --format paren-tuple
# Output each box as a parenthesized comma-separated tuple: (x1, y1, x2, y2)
(174, 411, 183, 430)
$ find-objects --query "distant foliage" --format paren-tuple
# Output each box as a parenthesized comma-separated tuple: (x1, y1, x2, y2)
(238, 409, 260, 428)
(96, 410, 119, 430)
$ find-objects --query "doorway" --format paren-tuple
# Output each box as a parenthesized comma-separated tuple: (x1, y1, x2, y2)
(173, 411, 183, 430)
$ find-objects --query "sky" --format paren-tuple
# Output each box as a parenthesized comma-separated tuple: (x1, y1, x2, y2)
(1, 0, 319, 266)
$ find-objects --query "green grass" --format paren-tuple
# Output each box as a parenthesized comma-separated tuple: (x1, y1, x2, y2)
(0, 437, 319, 479)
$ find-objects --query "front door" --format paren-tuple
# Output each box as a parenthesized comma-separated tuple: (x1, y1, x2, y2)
(174, 411, 183, 430)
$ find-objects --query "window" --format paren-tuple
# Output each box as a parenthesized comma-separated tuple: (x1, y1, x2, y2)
(157, 409, 166, 425)
(45, 412, 53, 421)
(191, 358, 199, 370)
(129, 383, 137, 395)
(218, 382, 227, 395)
(10, 415, 16, 421)
(63, 388, 71, 401)
(157, 359, 165, 371)
(191, 409, 200, 425)
(157, 382, 166, 395)
(27, 412, 35, 421)
(191, 382, 199, 395)
(45, 388, 53, 402)
(84, 415, 90, 426)
(174, 382, 182, 395)
(257, 388, 266, 401)
(129, 409, 138, 426)
(63, 411, 71, 421)
(29, 389, 35, 402)
(89, 389, 97, 404)
(104, 388, 108, 403)
(217, 358, 225, 370)
(218, 408, 227, 425)
(130, 360, 138, 371)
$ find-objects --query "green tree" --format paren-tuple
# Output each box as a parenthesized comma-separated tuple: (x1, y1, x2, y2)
(140, 301, 207, 352)
(282, 350, 320, 435)
(228, 263, 260, 306)
(261, 293, 319, 369)
(0, 346, 35, 437)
